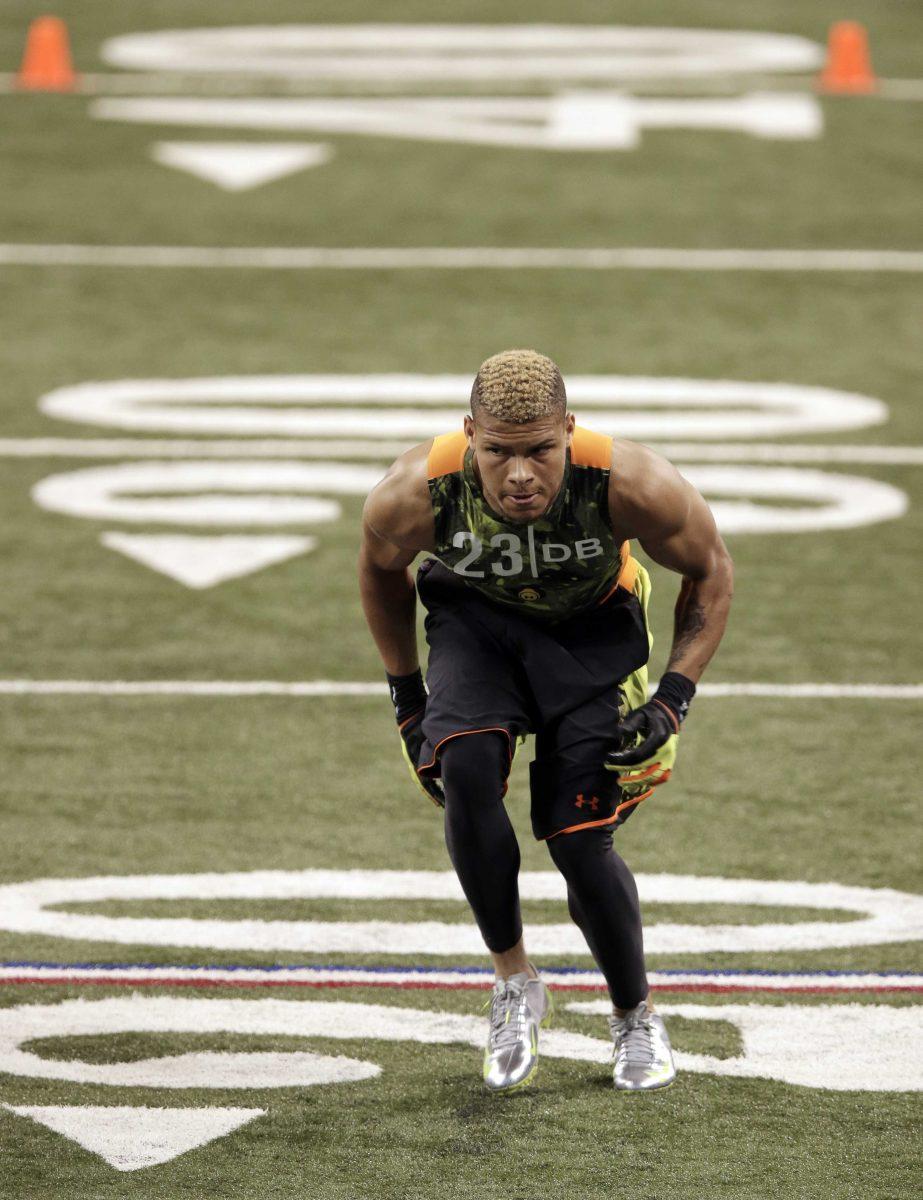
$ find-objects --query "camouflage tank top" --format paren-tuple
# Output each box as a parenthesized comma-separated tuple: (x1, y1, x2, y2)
(426, 425, 637, 623)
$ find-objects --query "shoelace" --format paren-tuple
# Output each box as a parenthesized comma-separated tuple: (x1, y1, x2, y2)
(486, 981, 528, 1051)
(611, 1013, 656, 1065)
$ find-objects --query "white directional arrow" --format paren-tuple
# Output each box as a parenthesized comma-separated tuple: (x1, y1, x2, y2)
(101, 532, 317, 588)
(151, 141, 332, 190)
(110, 95, 822, 153)
(3, 1104, 265, 1172)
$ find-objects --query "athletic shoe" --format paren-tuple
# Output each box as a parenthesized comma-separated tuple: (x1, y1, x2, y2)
(483, 971, 552, 1093)
(608, 999, 676, 1091)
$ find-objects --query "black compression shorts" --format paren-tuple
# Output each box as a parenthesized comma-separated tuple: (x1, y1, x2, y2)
(414, 557, 651, 840)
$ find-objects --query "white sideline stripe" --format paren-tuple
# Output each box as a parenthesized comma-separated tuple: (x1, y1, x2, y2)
(1, 964, 919, 992)
(2, 438, 923, 465)
(2, 245, 923, 272)
(0, 680, 920, 699)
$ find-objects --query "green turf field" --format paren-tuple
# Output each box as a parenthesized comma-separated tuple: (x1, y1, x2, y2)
(0, 2, 921, 1197)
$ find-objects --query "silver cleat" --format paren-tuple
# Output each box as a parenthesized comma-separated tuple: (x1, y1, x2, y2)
(483, 971, 552, 1093)
(608, 998, 677, 1091)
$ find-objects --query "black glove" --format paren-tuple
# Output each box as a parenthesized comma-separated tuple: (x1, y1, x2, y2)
(388, 669, 445, 808)
(605, 672, 696, 768)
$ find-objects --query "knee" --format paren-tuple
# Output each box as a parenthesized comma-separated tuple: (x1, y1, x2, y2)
(547, 825, 614, 879)
(440, 731, 510, 804)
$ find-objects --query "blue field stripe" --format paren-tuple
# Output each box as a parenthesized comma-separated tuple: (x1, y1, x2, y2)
(1, 960, 918, 978)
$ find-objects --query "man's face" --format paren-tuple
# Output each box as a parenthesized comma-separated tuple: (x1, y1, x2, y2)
(463, 410, 575, 523)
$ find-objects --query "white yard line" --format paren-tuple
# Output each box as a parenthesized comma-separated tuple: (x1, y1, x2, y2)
(1, 71, 922, 98)
(0, 681, 388, 697)
(1, 438, 922, 464)
(0, 680, 919, 699)
(0, 963, 919, 994)
(644, 444, 923, 465)
(694, 683, 923, 698)
(2, 244, 923, 272)
(5, 73, 817, 96)
(0, 439, 437, 458)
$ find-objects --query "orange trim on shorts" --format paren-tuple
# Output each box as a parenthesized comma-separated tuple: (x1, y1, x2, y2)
(612, 788, 655, 819)
(570, 426, 613, 469)
(427, 431, 468, 479)
(544, 788, 655, 840)
(416, 726, 515, 798)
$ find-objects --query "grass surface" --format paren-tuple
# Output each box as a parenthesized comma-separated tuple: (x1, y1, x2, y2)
(2, 1057, 917, 1200)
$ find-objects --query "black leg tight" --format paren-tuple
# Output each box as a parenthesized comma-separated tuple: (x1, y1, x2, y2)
(547, 826, 648, 1009)
(440, 732, 522, 954)
(440, 732, 648, 1004)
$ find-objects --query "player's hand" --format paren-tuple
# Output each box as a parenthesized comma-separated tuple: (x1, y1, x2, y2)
(397, 709, 445, 808)
(606, 699, 678, 767)
(603, 670, 696, 799)
(387, 669, 445, 807)
(604, 715, 677, 799)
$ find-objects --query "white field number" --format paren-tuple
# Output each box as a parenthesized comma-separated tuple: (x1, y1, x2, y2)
(30, 374, 908, 539)
(101, 26, 824, 82)
(1, 869, 921, 955)
(0, 994, 919, 1093)
(94, 24, 826, 157)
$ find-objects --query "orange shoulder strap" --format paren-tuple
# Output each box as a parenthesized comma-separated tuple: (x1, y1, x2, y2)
(570, 425, 613, 469)
(427, 431, 468, 480)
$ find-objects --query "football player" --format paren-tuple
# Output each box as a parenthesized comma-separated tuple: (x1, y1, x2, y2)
(359, 350, 733, 1091)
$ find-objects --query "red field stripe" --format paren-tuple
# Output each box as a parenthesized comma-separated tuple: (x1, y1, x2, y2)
(1, 974, 482, 991)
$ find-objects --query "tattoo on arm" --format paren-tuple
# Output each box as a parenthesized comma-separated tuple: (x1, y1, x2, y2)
(666, 579, 707, 671)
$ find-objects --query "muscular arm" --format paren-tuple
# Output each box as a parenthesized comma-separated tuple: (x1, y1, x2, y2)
(610, 442, 734, 684)
(357, 447, 435, 676)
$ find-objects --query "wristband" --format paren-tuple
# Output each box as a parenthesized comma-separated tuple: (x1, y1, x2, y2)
(652, 671, 696, 729)
(386, 668, 427, 724)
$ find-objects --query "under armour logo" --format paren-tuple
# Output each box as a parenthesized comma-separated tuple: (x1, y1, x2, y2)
(574, 793, 600, 811)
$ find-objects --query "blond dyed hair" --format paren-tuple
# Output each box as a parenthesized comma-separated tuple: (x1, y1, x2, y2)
(470, 349, 567, 424)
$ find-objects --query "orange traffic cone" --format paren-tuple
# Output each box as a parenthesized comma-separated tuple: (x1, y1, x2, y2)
(818, 21, 876, 94)
(16, 15, 78, 92)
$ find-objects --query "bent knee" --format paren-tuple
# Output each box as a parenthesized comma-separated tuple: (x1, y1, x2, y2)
(440, 731, 510, 802)
(547, 824, 615, 875)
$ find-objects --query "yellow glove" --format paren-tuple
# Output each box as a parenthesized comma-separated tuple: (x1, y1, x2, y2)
(605, 728, 677, 801)
(398, 710, 446, 807)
